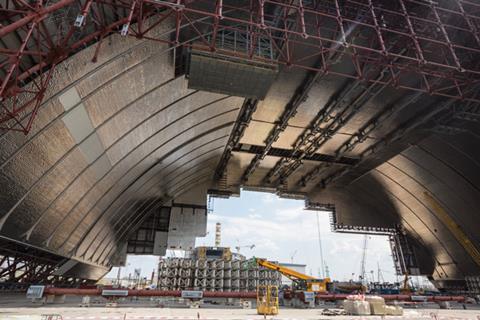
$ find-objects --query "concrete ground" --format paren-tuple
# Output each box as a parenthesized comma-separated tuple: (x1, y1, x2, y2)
(0, 294, 479, 320)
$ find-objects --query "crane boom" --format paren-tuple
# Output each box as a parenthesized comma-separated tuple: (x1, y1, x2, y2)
(256, 258, 316, 281)
(255, 258, 331, 293)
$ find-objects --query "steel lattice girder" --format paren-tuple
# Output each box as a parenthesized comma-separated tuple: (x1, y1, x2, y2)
(2, 0, 480, 134)
(0, 239, 95, 286)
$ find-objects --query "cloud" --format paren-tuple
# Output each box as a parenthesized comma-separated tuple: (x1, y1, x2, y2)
(200, 191, 395, 282)
(261, 193, 276, 203)
(105, 191, 399, 282)
(202, 192, 396, 281)
(329, 238, 363, 256)
(213, 209, 319, 244)
(273, 206, 305, 221)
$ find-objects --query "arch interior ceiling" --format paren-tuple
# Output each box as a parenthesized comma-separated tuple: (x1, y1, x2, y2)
(1, 0, 480, 290)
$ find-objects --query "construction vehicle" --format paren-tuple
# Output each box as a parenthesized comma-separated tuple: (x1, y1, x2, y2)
(256, 285, 279, 315)
(255, 258, 331, 293)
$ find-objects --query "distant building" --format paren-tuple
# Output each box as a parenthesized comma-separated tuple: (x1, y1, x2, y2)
(193, 246, 233, 260)
(278, 262, 307, 286)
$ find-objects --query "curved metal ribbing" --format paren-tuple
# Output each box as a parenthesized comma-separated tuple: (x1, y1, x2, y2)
(0, 76, 182, 235)
(372, 168, 465, 278)
(79, 139, 227, 261)
(76, 123, 235, 261)
(2, 4, 480, 286)
(45, 95, 229, 250)
(63, 106, 239, 257)
(98, 171, 214, 264)
(0, 41, 177, 233)
(100, 174, 213, 265)
(0, 16, 243, 271)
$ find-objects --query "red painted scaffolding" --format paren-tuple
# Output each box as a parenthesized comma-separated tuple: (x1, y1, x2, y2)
(1, 0, 480, 133)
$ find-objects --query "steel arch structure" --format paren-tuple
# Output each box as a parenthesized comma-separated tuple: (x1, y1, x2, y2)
(1, 0, 480, 292)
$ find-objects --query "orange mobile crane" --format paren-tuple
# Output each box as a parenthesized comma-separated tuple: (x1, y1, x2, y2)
(255, 258, 331, 293)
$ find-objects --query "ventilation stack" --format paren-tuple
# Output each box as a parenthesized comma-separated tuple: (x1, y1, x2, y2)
(215, 222, 221, 247)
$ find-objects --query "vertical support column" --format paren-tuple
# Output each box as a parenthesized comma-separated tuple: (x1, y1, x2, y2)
(224, 259, 231, 291)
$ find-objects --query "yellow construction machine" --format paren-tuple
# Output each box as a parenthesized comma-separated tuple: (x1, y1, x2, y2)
(256, 285, 279, 315)
(255, 258, 331, 293)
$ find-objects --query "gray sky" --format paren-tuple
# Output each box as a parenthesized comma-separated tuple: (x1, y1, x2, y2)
(108, 190, 398, 283)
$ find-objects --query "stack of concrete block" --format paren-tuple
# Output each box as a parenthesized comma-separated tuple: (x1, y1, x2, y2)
(158, 257, 281, 292)
(343, 295, 403, 316)
(344, 299, 371, 315)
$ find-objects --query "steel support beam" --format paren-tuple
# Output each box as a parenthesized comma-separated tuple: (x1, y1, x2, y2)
(319, 96, 461, 189)
(266, 74, 388, 186)
(241, 67, 322, 183)
(233, 143, 359, 166)
(214, 98, 258, 182)
(297, 90, 423, 188)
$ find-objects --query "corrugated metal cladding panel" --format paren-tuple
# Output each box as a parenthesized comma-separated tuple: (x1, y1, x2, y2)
(167, 205, 207, 250)
(126, 206, 171, 255)
(187, 51, 278, 99)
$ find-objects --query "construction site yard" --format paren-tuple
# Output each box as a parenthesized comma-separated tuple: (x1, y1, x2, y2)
(0, 306, 479, 320)
(1, 295, 479, 320)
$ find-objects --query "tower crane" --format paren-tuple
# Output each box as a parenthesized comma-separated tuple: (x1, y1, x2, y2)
(235, 244, 255, 253)
(290, 250, 298, 263)
(315, 211, 325, 278)
(359, 235, 368, 285)
(377, 262, 385, 283)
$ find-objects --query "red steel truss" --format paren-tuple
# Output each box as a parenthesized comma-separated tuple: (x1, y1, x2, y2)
(1, 0, 480, 133)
